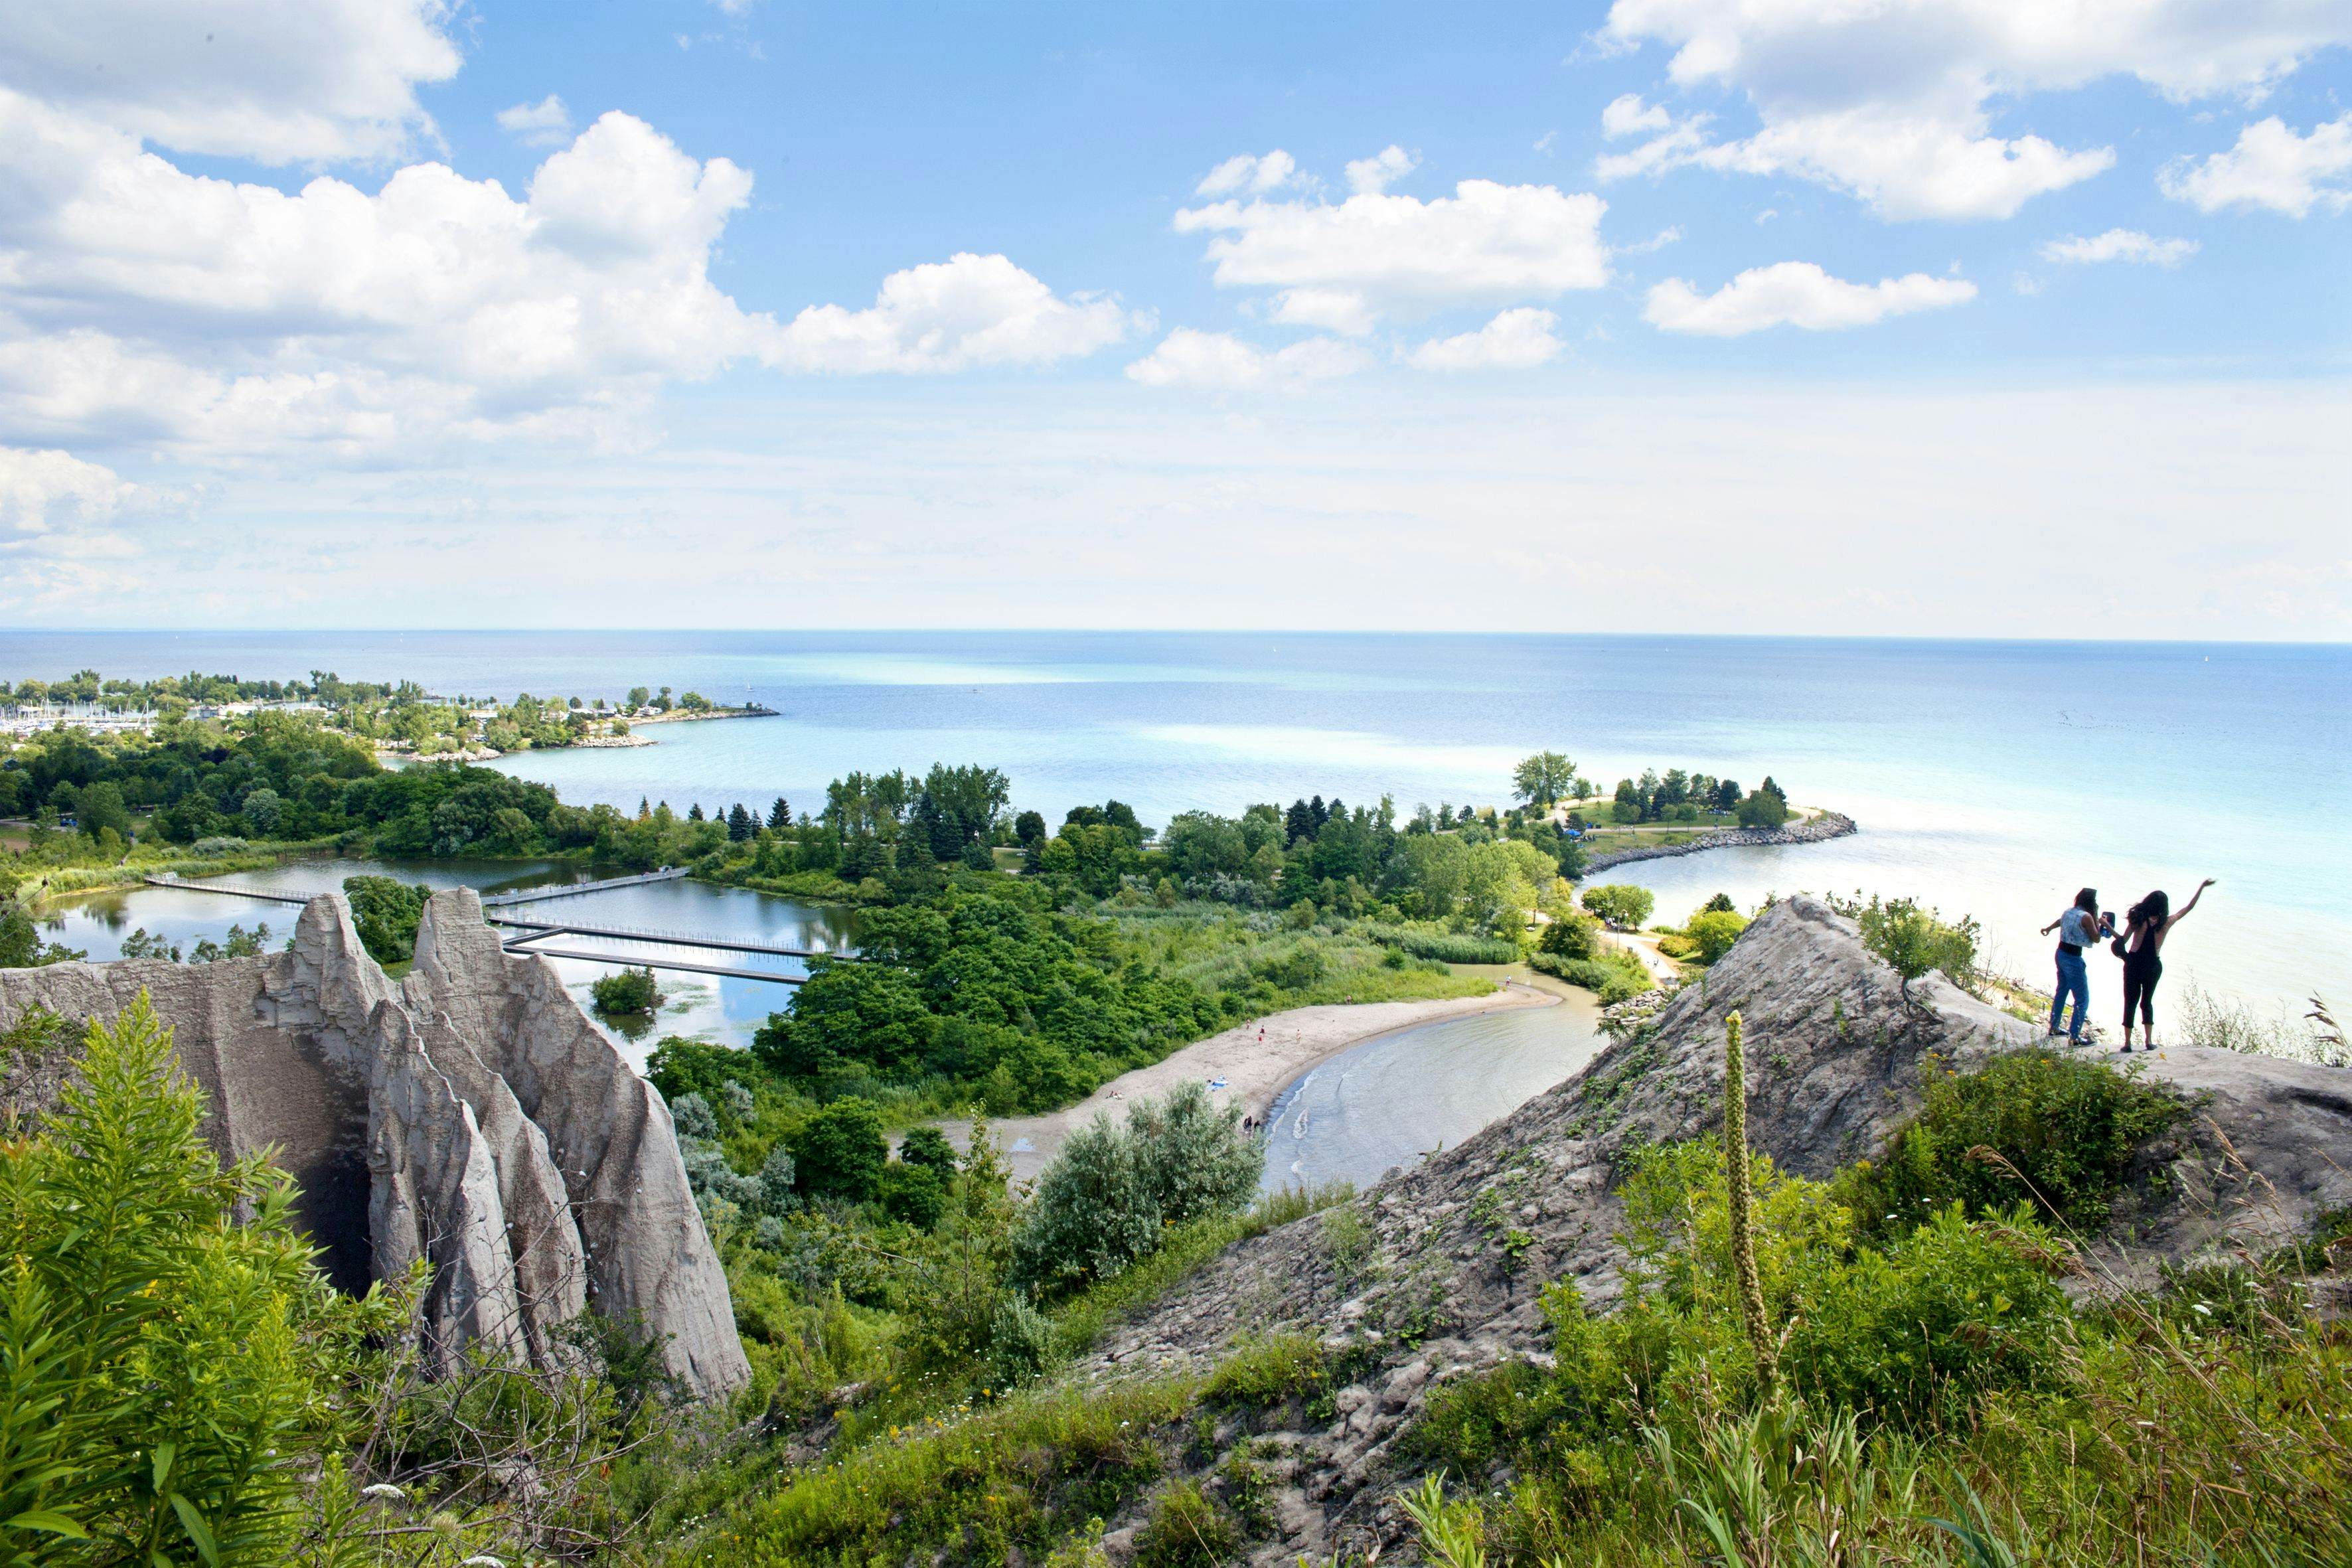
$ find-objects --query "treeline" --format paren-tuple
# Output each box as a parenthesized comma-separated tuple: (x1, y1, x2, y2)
(1572, 768, 1790, 828)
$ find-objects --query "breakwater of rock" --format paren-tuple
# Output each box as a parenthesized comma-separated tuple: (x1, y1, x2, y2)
(1581, 810, 1857, 873)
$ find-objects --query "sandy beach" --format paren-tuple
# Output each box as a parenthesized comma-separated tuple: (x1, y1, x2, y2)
(937, 982, 1555, 1184)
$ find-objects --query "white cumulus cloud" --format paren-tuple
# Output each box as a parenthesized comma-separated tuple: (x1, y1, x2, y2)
(1594, 0, 2352, 220)
(1196, 149, 1299, 197)
(767, 253, 1140, 374)
(497, 94, 574, 147)
(1344, 145, 1417, 195)
(1174, 166, 1610, 331)
(1601, 94, 1672, 139)
(2040, 228, 2199, 266)
(0, 0, 461, 165)
(2161, 115, 2352, 217)
(1644, 262, 1977, 335)
(1125, 329, 1368, 390)
(1407, 308, 1564, 371)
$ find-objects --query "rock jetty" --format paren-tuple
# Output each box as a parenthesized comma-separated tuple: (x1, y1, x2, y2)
(1581, 809, 1858, 872)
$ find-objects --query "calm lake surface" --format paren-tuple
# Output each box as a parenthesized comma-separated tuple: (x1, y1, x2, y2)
(1261, 992, 1608, 1192)
(8, 630, 2347, 1012)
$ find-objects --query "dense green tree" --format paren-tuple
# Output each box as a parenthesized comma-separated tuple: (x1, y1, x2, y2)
(342, 875, 431, 966)
(791, 1099, 888, 1203)
(1512, 751, 1577, 808)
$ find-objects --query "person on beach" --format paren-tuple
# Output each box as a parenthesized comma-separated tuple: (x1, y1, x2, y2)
(2118, 879, 2215, 1052)
(2039, 888, 2106, 1043)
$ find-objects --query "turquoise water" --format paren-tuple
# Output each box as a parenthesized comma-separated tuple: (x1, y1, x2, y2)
(6, 631, 2345, 1012)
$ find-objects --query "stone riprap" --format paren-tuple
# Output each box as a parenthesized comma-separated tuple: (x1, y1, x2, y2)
(1580, 809, 1859, 872)
(0, 888, 747, 1399)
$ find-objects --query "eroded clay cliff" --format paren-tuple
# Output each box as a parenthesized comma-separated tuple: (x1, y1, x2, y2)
(0, 888, 747, 1399)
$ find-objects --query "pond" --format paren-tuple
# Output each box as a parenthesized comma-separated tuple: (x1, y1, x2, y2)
(33, 857, 850, 1067)
(1260, 989, 1607, 1193)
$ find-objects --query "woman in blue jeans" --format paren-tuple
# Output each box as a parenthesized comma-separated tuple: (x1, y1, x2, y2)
(2039, 888, 2107, 1042)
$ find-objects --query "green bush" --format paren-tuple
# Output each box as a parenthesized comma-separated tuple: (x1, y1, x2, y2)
(1832, 892, 1982, 995)
(790, 1098, 888, 1204)
(1200, 1332, 1328, 1411)
(876, 1160, 947, 1229)
(1536, 911, 1601, 959)
(1133, 1478, 1239, 1568)
(0, 993, 396, 1563)
(1367, 926, 1520, 965)
(1012, 1083, 1262, 1294)
(1684, 908, 1749, 963)
(1843, 1049, 2187, 1239)
(590, 965, 662, 1016)
(896, 1125, 959, 1181)
(1581, 884, 1655, 929)
(1529, 947, 1652, 1003)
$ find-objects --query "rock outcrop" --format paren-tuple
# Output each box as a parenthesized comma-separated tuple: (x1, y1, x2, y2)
(1075, 896, 2352, 1561)
(0, 889, 748, 1399)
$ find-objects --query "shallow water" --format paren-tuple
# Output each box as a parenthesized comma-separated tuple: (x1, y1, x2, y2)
(1260, 992, 1607, 1193)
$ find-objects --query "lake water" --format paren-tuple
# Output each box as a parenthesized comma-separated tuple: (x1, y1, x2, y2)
(1261, 992, 1608, 1192)
(6, 630, 2346, 1013)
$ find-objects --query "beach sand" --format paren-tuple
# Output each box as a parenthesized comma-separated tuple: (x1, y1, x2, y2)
(936, 982, 1555, 1184)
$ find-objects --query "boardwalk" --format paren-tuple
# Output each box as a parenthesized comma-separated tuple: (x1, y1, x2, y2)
(491, 918, 851, 961)
(478, 867, 688, 907)
(497, 947, 807, 983)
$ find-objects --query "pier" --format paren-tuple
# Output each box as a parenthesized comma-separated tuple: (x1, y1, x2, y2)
(490, 917, 852, 961)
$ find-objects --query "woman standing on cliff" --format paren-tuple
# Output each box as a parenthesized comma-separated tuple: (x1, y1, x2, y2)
(2118, 878, 2216, 1052)
(2039, 888, 2104, 1043)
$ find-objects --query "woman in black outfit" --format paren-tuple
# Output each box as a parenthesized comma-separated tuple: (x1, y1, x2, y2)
(2119, 878, 2215, 1053)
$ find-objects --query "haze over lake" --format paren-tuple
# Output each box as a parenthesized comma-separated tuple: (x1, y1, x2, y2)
(8, 629, 2343, 1013)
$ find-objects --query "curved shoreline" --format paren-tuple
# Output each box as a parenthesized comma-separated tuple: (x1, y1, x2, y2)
(936, 984, 1553, 1184)
(1581, 810, 1858, 874)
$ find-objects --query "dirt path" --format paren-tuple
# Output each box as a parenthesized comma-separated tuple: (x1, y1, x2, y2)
(936, 984, 1554, 1184)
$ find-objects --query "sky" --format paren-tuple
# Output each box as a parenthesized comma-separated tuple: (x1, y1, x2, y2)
(0, 0, 2346, 637)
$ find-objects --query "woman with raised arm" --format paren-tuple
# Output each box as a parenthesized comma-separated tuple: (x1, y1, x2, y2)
(2119, 878, 2216, 1053)
(2038, 887, 2104, 1044)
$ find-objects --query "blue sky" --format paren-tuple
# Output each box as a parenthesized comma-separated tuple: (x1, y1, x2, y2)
(0, 1, 2346, 635)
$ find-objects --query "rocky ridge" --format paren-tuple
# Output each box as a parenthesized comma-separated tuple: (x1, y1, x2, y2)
(1076, 895, 2352, 1561)
(0, 888, 747, 1399)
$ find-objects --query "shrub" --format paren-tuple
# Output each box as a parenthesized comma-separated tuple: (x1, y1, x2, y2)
(1581, 884, 1655, 929)
(0, 993, 394, 1561)
(646, 1037, 767, 1107)
(1529, 947, 1651, 1004)
(1368, 926, 1520, 965)
(1832, 892, 1982, 996)
(896, 1125, 959, 1180)
(1536, 911, 1600, 959)
(1012, 1083, 1262, 1294)
(1134, 1479, 1239, 1568)
(1843, 1049, 2187, 1239)
(1200, 1332, 1328, 1411)
(877, 1160, 948, 1229)
(1684, 908, 1750, 963)
(791, 1098, 888, 1204)
(591, 965, 663, 1016)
